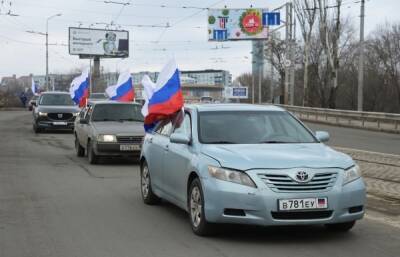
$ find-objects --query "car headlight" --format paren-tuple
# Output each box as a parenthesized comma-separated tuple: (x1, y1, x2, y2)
(38, 112, 47, 116)
(343, 165, 361, 185)
(97, 134, 117, 142)
(208, 166, 256, 188)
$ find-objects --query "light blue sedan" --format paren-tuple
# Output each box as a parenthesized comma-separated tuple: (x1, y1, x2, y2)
(140, 104, 366, 236)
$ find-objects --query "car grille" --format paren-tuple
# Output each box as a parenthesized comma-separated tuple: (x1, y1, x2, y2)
(117, 135, 143, 144)
(259, 172, 337, 192)
(271, 210, 333, 220)
(47, 113, 73, 121)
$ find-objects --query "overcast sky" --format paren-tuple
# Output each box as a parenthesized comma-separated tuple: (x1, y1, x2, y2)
(0, 0, 399, 81)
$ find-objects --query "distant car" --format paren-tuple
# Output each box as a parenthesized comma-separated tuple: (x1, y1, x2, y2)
(28, 95, 39, 111)
(74, 101, 145, 164)
(33, 92, 80, 133)
(140, 104, 366, 236)
(88, 93, 108, 102)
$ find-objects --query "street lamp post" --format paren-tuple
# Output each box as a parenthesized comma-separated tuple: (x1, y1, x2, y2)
(46, 13, 62, 91)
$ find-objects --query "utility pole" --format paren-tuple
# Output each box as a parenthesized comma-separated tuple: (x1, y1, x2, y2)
(289, 10, 296, 106)
(284, 2, 294, 105)
(269, 35, 274, 103)
(357, 0, 365, 111)
(258, 58, 263, 104)
(45, 13, 62, 91)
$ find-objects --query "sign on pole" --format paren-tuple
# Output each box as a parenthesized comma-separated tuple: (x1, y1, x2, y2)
(225, 87, 248, 99)
(69, 27, 129, 58)
(208, 8, 281, 41)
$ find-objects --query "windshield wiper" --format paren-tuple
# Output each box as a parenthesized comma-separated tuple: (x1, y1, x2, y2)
(259, 140, 291, 144)
(206, 141, 236, 144)
(118, 119, 143, 122)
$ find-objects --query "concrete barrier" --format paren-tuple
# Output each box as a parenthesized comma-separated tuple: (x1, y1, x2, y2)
(274, 104, 400, 134)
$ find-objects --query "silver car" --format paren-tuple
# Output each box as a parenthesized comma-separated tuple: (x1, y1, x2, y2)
(140, 104, 366, 236)
(74, 101, 144, 164)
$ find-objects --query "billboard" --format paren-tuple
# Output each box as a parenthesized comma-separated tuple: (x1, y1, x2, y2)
(208, 8, 280, 41)
(225, 87, 248, 99)
(69, 27, 129, 58)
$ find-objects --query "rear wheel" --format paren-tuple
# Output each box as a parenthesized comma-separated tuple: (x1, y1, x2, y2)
(140, 162, 161, 205)
(87, 141, 98, 164)
(75, 136, 85, 157)
(188, 178, 214, 236)
(325, 221, 356, 232)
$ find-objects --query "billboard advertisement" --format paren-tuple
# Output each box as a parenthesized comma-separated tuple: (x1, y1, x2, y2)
(225, 87, 248, 99)
(208, 8, 280, 41)
(69, 27, 129, 58)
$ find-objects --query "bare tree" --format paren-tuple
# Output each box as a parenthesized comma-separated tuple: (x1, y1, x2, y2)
(317, 0, 342, 108)
(294, 0, 318, 106)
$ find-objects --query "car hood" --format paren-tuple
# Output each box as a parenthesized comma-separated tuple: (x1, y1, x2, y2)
(201, 143, 353, 170)
(92, 121, 145, 135)
(37, 105, 80, 113)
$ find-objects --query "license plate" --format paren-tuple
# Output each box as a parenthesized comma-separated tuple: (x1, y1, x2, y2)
(278, 198, 328, 211)
(53, 121, 67, 125)
(120, 144, 141, 151)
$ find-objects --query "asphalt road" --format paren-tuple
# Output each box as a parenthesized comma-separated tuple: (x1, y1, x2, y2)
(1, 111, 400, 257)
(305, 122, 400, 155)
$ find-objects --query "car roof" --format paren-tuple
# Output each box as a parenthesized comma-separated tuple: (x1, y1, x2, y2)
(91, 100, 141, 106)
(185, 103, 286, 112)
(40, 91, 70, 95)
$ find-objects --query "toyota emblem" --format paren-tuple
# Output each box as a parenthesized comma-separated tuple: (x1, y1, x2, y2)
(296, 171, 309, 182)
(57, 113, 63, 118)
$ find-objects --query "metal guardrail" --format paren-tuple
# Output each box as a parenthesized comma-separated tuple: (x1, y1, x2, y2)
(275, 104, 400, 134)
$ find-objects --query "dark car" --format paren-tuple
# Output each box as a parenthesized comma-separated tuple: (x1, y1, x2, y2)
(33, 92, 80, 133)
(28, 95, 39, 111)
(74, 101, 145, 164)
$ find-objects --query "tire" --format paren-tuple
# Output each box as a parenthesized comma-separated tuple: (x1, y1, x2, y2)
(325, 221, 356, 232)
(87, 141, 98, 164)
(188, 178, 214, 236)
(75, 136, 85, 157)
(140, 162, 161, 205)
(33, 123, 41, 133)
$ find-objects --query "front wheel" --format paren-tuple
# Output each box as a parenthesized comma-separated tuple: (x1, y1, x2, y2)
(140, 162, 161, 205)
(188, 178, 214, 236)
(325, 221, 356, 232)
(87, 141, 98, 164)
(75, 136, 85, 157)
(33, 123, 41, 133)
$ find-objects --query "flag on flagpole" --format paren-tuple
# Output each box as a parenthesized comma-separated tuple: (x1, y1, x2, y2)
(141, 59, 184, 132)
(31, 77, 39, 95)
(105, 72, 134, 102)
(69, 69, 90, 107)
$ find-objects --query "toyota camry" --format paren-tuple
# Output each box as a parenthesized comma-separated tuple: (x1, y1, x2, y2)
(140, 104, 366, 236)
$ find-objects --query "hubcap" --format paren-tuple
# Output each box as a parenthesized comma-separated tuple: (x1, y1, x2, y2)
(190, 186, 202, 228)
(141, 166, 150, 198)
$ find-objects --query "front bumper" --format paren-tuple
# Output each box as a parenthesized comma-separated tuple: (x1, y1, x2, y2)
(202, 170, 366, 226)
(93, 142, 141, 157)
(36, 120, 75, 129)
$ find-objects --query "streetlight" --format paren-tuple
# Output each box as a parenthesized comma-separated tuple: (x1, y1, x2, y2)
(46, 13, 62, 91)
(26, 13, 62, 91)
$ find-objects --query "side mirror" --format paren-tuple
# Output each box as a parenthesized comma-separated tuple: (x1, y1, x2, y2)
(31, 101, 37, 106)
(170, 133, 190, 145)
(315, 131, 330, 142)
(80, 119, 88, 125)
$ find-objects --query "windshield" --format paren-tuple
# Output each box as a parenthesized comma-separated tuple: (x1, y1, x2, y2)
(39, 94, 75, 106)
(91, 104, 144, 122)
(89, 93, 107, 99)
(199, 111, 317, 144)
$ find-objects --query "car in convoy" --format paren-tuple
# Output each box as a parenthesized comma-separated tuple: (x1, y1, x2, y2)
(33, 91, 80, 133)
(140, 104, 366, 236)
(74, 101, 144, 164)
(28, 95, 39, 111)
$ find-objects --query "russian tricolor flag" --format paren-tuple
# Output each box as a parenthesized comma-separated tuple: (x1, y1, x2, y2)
(105, 72, 134, 102)
(31, 77, 39, 95)
(70, 69, 90, 107)
(141, 59, 184, 132)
